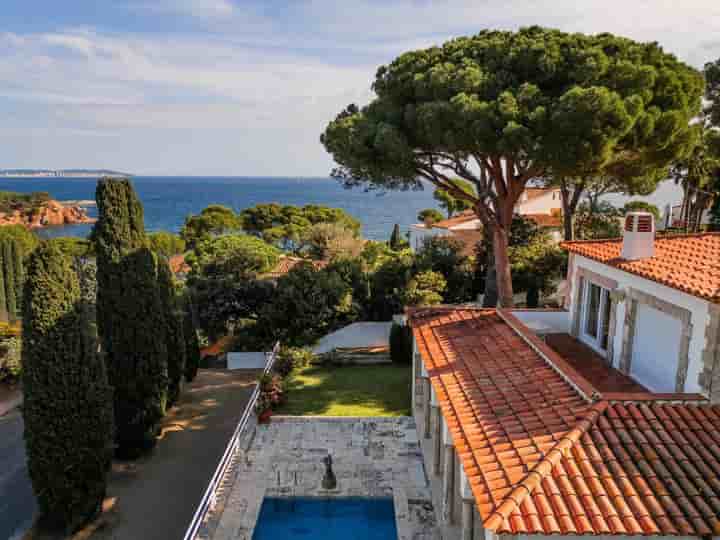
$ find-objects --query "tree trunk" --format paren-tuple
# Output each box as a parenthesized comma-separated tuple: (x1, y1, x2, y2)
(526, 286, 540, 308)
(563, 211, 574, 241)
(560, 178, 582, 241)
(481, 225, 497, 307)
(493, 227, 514, 308)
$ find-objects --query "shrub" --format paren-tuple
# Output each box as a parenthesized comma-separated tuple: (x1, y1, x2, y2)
(21, 243, 113, 532)
(389, 323, 412, 365)
(273, 347, 313, 377)
(400, 270, 446, 307)
(256, 373, 286, 413)
(0, 336, 21, 381)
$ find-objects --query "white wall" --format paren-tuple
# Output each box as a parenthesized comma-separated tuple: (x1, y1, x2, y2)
(631, 303, 683, 392)
(515, 191, 562, 215)
(511, 309, 571, 334)
(448, 220, 482, 230)
(569, 255, 713, 395)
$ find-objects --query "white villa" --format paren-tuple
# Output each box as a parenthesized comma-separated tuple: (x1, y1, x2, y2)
(408, 212, 720, 540)
(409, 187, 564, 252)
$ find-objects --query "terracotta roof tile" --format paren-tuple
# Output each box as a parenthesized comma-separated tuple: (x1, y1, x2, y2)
(262, 256, 328, 279)
(410, 307, 720, 536)
(563, 233, 720, 303)
(168, 254, 190, 275)
(525, 213, 563, 228)
(430, 210, 478, 230)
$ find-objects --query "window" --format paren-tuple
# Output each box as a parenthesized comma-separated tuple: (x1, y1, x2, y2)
(581, 281, 612, 352)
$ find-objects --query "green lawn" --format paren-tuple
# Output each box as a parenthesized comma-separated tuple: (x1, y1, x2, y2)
(277, 363, 412, 416)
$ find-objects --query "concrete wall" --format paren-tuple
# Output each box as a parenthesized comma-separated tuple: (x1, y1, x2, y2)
(510, 309, 571, 334)
(568, 255, 713, 396)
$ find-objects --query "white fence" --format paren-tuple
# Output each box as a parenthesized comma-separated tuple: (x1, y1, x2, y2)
(181, 341, 280, 540)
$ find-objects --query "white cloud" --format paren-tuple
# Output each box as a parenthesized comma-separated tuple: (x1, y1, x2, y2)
(3, 1, 720, 174)
(130, 0, 237, 19)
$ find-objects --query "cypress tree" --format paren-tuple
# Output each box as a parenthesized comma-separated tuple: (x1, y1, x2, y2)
(22, 242, 113, 532)
(158, 259, 185, 406)
(0, 248, 7, 323)
(3, 240, 17, 321)
(12, 239, 24, 315)
(389, 223, 402, 250)
(94, 178, 147, 352)
(183, 297, 200, 383)
(94, 178, 168, 456)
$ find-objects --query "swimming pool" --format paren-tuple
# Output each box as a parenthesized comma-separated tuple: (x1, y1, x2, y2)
(252, 497, 397, 539)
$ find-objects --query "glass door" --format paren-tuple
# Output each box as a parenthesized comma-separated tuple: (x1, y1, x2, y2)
(581, 282, 611, 353)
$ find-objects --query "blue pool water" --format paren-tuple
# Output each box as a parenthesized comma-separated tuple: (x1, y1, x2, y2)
(252, 497, 397, 540)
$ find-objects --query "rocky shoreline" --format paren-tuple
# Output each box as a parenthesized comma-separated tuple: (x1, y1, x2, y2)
(0, 199, 96, 228)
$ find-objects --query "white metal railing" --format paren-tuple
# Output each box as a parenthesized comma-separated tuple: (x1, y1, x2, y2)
(181, 341, 280, 540)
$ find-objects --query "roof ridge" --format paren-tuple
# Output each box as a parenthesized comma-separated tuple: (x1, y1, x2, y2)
(562, 231, 720, 246)
(483, 401, 609, 532)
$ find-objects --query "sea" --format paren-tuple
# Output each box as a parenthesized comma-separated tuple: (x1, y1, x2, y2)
(0, 176, 684, 242)
(0, 176, 439, 241)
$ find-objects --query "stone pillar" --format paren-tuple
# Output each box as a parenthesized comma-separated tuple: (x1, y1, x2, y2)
(442, 443, 455, 523)
(413, 352, 423, 409)
(461, 499, 474, 540)
(460, 466, 474, 540)
(423, 378, 432, 439)
(432, 405, 442, 475)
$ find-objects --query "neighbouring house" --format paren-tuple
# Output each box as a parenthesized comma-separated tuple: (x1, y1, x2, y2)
(169, 254, 191, 280)
(260, 255, 328, 281)
(406, 212, 720, 540)
(408, 187, 564, 253)
(661, 203, 713, 230)
(515, 186, 563, 216)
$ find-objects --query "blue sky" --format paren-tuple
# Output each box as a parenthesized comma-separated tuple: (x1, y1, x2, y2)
(1, 0, 719, 176)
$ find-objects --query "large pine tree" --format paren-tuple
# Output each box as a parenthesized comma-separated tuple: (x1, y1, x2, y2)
(22, 242, 113, 532)
(94, 178, 169, 456)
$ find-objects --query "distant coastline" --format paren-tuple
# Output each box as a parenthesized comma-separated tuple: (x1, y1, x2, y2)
(0, 169, 132, 178)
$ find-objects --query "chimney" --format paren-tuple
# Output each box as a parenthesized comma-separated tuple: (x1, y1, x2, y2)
(621, 212, 655, 260)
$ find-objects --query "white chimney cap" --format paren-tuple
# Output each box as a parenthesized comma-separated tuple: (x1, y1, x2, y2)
(621, 212, 655, 261)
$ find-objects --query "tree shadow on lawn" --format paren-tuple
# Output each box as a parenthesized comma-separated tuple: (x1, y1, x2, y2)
(279, 364, 411, 416)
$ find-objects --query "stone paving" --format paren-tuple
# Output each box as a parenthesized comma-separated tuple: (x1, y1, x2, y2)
(200, 416, 439, 540)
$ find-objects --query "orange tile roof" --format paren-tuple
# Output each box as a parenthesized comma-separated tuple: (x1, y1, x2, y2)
(562, 233, 720, 303)
(409, 307, 720, 536)
(525, 187, 560, 201)
(432, 210, 479, 230)
(525, 213, 562, 228)
(168, 254, 190, 275)
(448, 230, 483, 257)
(200, 334, 234, 359)
(262, 256, 328, 279)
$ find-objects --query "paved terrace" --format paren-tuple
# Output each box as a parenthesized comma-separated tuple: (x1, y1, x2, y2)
(200, 417, 439, 540)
